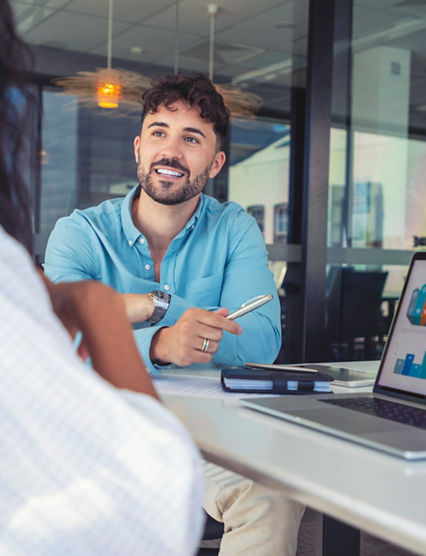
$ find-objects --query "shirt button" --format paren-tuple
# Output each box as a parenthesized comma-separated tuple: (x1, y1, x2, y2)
(128, 240, 133, 246)
(145, 263, 151, 270)
(139, 238, 145, 244)
(164, 284, 170, 291)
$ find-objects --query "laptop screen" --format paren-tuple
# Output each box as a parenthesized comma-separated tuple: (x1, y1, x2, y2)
(376, 252, 426, 400)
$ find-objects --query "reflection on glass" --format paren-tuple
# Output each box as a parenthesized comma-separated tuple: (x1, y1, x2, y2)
(39, 90, 78, 249)
(329, 1, 426, 252)
(327, 0, 426, 362)
(247, 205, 265, 233)
(227, 119, 291, 290)
(228, 120, 290, 245)
(274, 203, 288, 244)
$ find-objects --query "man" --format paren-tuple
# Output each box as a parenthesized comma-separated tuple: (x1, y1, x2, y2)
(45, 73, 304, 555)
(45, 73, 280, 372)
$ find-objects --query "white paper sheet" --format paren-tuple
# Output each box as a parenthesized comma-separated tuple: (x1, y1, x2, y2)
(153, 372, 275, 399)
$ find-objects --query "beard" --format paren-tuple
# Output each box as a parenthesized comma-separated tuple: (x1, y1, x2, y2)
(137, 157, 212, 206)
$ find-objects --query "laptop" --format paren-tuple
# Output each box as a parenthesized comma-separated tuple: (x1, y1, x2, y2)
(242, 251, 426, 460)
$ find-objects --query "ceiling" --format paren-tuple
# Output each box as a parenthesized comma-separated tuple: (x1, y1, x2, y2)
(10, 0, 426, 126)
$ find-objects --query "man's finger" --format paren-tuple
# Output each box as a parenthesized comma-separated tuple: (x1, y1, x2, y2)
(188, 308, 242, 335)
(215, 307, 229, 317)
(208, 312, 242, 335)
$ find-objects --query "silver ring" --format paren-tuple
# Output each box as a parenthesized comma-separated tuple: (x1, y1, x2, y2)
(201, 338, 210, 353)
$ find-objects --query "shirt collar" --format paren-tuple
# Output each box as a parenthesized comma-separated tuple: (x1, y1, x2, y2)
(184, 194, 204, 231)
(121, 185, 142, 246)
(121, 185, 206, 244)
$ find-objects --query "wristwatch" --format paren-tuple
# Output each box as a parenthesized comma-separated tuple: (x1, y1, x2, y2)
(148, 290, 171, 324)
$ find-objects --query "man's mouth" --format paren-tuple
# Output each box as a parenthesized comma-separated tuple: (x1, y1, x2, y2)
(155, 168, 185, 179)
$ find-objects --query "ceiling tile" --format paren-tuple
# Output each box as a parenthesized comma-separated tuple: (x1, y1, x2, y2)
(11, 0, 72, 8)
(152, 47, 292, 82)
(143, 0, 286, 34)
(154, 53, 212, 75)
(23, 10, 131, 51)
(216, 4, 296, 52)
(356, 0, 426, 18)
(90, 24, 199, 64)
(353, 7, 420, 38)
(11, 0, 31, 16)
(14, 3, 56, 35)
(64, 0, 175, 24)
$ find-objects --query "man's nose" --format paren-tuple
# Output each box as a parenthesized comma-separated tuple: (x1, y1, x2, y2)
(160, 135, 183, 160)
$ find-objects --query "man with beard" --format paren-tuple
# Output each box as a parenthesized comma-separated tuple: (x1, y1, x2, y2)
(44, 73, 305, 555)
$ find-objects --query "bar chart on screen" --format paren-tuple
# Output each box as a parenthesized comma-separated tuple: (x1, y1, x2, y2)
(393, 351, 426, 379)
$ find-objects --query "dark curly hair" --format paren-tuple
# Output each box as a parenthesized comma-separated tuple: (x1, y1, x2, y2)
(0, 0, 36, 254)
(141, 73, 230, 150)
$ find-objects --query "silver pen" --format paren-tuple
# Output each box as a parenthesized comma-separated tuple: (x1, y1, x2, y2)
(226, 294, 273, 320)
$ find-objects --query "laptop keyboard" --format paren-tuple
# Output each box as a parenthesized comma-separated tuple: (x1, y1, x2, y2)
(321, 397, 426, 430)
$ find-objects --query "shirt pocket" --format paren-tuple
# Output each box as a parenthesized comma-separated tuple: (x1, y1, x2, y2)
(182, 273, 224, 306)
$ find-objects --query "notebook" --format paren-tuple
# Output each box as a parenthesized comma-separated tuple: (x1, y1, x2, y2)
(242, 251, 426, 460)
(221, 366, 332, 394)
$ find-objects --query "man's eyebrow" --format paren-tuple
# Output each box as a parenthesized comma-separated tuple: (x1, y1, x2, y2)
(146, 122, 206, 139)
(147, 121, 169, 129)
(184, 127, 206, 139)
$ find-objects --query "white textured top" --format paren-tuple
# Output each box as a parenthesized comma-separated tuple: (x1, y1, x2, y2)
(0, 227, 203, 555)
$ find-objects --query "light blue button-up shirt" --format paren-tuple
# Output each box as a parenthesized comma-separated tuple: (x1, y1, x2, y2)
(44, 186, 281, 372)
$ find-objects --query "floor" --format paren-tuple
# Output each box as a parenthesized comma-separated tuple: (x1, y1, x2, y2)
(296, 508, 419, 556)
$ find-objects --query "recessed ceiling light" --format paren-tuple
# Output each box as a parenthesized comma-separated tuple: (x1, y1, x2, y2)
(130, 46, 143, 54)
(275, 21, 294, 29)
(264, 73, 278, 81)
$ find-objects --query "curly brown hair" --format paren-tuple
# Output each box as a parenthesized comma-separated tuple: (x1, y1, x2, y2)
(0, 0, 36, 254)
(141, 73, 230, 150)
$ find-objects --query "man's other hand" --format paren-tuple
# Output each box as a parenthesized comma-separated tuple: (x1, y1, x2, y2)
(150, 307, 242, 367)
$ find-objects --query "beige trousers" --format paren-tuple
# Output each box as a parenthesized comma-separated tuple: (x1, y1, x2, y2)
(203, 462, 305, 556)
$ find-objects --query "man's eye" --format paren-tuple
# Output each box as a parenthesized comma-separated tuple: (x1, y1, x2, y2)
(153, 130, 165, 137)
(184, 136, 199, 144)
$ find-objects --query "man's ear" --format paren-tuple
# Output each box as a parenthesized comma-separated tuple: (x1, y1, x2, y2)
(209, 151, 226, 179)
(133, 136, 140, 163)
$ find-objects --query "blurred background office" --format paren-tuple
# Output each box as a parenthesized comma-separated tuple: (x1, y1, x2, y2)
(12, 0, 426, 364)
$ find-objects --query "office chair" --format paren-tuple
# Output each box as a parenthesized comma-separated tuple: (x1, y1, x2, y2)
(326, 267, 388, 360)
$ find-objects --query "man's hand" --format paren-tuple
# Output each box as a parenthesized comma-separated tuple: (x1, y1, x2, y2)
(150, 307, 242, 367)
(122, 293, 155, 323)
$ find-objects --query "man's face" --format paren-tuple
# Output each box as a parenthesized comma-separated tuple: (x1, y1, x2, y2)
(133, 100, 226, 206)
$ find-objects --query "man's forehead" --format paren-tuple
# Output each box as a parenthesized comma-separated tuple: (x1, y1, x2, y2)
(142, 101, 214, 132)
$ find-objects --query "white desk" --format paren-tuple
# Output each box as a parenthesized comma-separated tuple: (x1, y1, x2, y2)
(156, 361, 426, 556)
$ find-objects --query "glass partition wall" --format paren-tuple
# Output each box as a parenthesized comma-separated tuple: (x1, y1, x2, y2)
(327, 0, 426, 362)
(12, 0, 425, 363)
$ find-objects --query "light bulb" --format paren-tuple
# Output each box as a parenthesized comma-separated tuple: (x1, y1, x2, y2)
(97, 81, 122, 108)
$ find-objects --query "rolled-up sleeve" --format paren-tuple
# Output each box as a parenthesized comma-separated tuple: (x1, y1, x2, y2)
(212, 215, 281, 365)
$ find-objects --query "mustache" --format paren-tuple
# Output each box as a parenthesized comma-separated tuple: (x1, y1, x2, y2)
(150, 158, 189, 175)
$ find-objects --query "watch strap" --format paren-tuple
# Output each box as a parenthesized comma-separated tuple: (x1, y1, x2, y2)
(148, 290, 171, 324)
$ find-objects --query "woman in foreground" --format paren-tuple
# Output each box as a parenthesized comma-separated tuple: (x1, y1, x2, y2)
(0, 2, 203, 554)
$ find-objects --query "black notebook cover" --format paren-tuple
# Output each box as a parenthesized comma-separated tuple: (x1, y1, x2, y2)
(221, 366, 332, 394)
